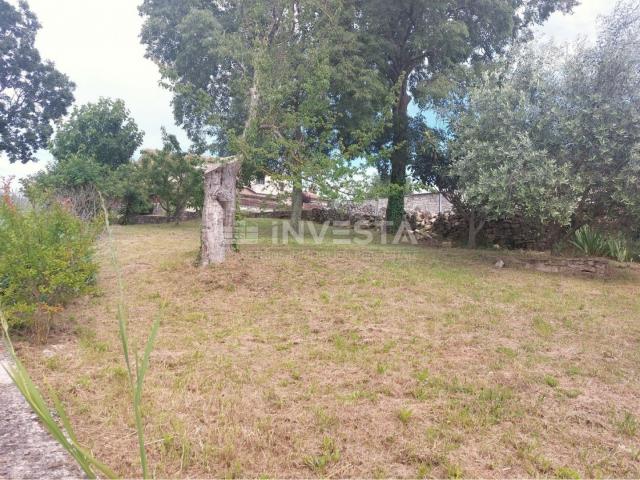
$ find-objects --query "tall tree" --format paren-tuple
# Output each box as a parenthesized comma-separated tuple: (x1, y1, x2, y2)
(139, 0, 387, 230)
(553, 0, 640, 232)
(0, 0, 75, 163)
(352, 0, 576, 231)
(241, 0, 387, 230)
(50, 98, 144, 168)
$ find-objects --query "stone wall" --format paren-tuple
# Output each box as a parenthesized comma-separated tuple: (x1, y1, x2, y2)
(358, 193, 452, 217)
(431, 212, 563, 250)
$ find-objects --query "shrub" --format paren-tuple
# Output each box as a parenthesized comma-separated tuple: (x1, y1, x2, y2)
(0, 201, 97, 338)
(570, 226, 608, 257)
(22, 155, 153, 224)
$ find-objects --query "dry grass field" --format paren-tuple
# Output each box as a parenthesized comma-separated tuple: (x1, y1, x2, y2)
(16, 219, 640, 478)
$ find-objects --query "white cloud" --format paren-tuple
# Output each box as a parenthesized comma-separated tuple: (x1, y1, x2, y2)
(535, 0, 615, 44)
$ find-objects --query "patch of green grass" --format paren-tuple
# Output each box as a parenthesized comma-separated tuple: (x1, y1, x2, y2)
(180, 311, 207, 323)
(331, 332, 365, 361)
(313, 407, 338, 432)
(303, 436, 340, 474)
(372, 466, 387, 479)
(45, 355, 62, 371)
(533, 316, 554, 337)
(475, 386, 515, 425)
(415, 368, 430, 383)
(397, 408, 413, 425)
(380, 340, 396, 353)
(496, 346, 517, 358)
(445, 404, 474, 430)
(110, 365, 128, 382)
(561, 388, 581, 399)
(514, 440, 554, 475)
(445, 462, 464, 479)
(556, 466, 581, 479)
(287, 364, 302, 381)
(416, 463, 431, 479)
(615, 411, 638, 437)
(338, 389, 377, 403)
(412, 385, 429, 401)
(566, 365, 583, 377)
(544, 375, 559, 388)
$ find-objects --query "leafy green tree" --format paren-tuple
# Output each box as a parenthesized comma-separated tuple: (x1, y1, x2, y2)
(139, 132, 203, 223)
(50, 98, 144, 168)
(0, 0, 75, 163)
(435, 0, 640, 247)
(351, 0, 576, 231)
(110, 164, 153, 225)
(551, 0, 640, 231)
(25, 155, 110, 192)
(139, 0, 387, 229)
(448, 82, 578, 247)
(240, 0, 388, 229)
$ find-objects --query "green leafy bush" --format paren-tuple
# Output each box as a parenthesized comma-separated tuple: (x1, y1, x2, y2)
(0, 201, 97, 337)
(21, 155, 152, 223)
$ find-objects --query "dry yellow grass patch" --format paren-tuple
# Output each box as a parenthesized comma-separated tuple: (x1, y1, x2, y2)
(17, 219, 640, 478)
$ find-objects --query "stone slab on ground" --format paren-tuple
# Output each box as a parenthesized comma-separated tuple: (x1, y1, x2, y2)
(0, 349, 84, 479)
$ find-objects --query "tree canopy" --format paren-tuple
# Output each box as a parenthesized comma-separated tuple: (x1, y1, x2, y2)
(0, 0, 75, 163)
(139, 0, 389, 227)
(50, 98, 144, 168)
(432, 0, 640, 246)
(139, 131, 204, 223)
(351, 0, 577, 230)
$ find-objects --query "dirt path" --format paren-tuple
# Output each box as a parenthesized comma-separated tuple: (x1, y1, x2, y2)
(0, 349, 83, 479)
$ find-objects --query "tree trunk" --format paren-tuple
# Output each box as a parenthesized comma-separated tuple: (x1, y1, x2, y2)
(173, 204, 185, 225)
(290, 184, 303, 233)
(201, 158, 242, 266)
(386, 74, 410, 233)
(467, 211, 485, 249)
(199, 63, 260, 265)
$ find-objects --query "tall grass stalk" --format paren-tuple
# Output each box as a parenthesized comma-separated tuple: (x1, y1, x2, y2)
(99, 192, 160, 479)
(1, 311, 118, 479)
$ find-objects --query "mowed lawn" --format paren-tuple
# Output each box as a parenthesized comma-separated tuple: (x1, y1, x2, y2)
(18, 219, 640, 478)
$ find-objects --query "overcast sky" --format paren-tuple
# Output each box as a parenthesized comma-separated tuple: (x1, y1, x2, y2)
(1, 0, 616, 182)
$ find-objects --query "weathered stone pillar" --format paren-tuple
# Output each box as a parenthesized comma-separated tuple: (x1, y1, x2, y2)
(201, 157, 242, 266)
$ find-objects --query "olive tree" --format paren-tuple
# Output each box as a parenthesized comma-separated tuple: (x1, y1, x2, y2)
(441, 0, 640, 247)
